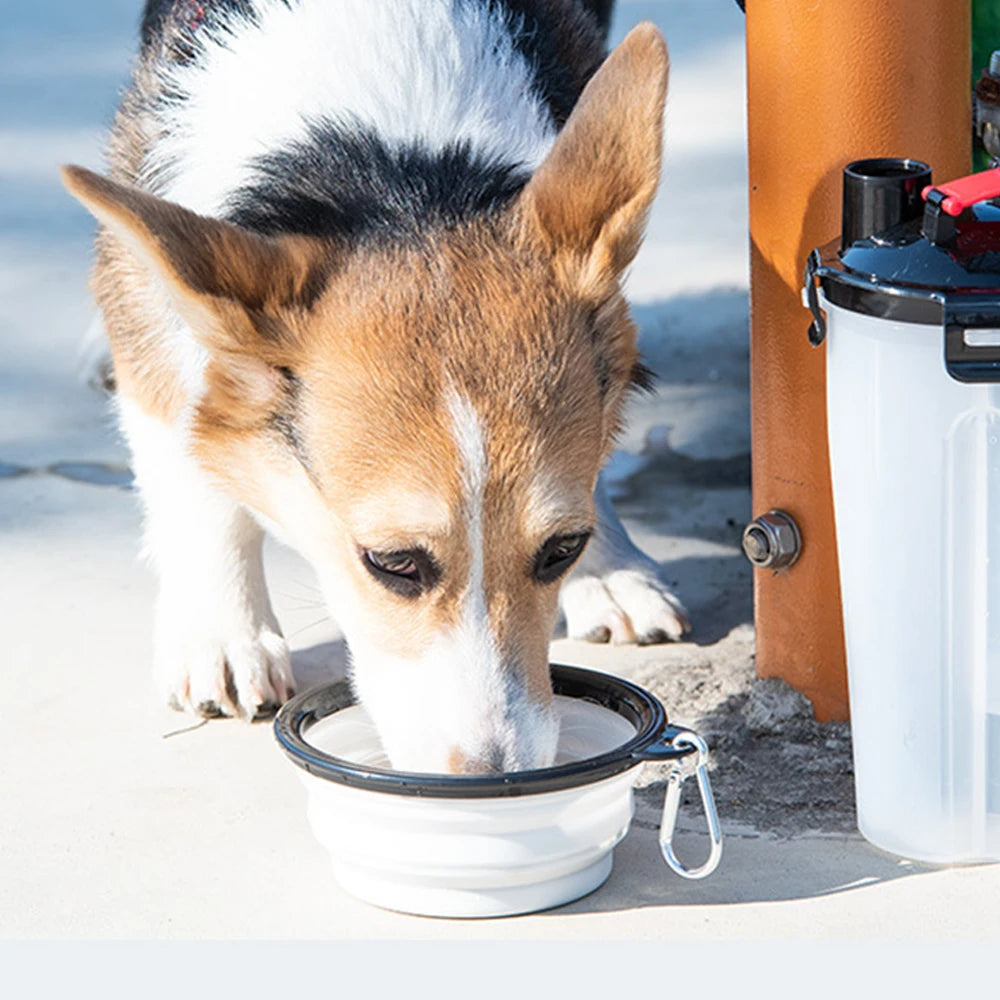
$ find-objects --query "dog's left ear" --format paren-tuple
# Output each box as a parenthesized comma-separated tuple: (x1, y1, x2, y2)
(518, 22, 668, 293)
(60, 165, 325, 362)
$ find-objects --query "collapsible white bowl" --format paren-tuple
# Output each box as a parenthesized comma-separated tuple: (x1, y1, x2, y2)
(274, 663, 722, 918)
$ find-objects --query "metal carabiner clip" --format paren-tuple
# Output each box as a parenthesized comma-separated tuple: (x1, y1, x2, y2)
(658, 728, 723, 879)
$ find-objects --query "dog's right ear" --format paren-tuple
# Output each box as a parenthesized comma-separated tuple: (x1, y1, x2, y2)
(60, 166, 327, 359)
(517, 22, 668, 296)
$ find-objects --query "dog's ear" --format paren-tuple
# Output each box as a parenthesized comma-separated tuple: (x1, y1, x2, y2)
(60, 166, 326, 362)
(518, 22, 668, 293)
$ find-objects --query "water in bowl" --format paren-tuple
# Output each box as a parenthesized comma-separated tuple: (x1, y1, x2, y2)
(304, 695, 637, 771)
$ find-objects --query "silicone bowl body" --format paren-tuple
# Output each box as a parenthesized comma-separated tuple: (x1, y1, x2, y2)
(274, 663, 698, 917)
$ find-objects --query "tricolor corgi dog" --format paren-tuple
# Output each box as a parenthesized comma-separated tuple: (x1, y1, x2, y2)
(63, 0, 689, 773)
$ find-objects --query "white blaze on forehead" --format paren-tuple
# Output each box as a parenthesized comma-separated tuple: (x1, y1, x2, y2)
(445, 388, 489, 605)
(444, 388, 508, 732)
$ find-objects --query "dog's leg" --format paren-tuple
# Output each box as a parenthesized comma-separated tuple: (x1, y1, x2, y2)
(119, 397, 294, 719)
(560, 471, 690, 644)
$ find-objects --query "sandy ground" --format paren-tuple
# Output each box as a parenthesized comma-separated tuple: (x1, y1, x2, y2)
(4, 0, 1000, 952)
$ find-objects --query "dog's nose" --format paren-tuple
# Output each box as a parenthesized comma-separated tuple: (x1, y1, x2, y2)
(446, 741, 508, 775)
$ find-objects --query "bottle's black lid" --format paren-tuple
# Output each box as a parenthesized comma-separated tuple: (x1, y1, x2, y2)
(806, 161, 1000, 382)
(840, 204, 1000, 293)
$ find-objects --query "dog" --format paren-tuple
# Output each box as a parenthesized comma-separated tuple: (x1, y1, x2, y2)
(63, 0, 689, 774)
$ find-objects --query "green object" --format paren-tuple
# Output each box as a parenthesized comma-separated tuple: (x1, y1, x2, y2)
(973, 0, 1000, 169)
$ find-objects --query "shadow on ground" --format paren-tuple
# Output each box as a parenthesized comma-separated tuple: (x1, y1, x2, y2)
(550, 822, 946, 911)
(291, 638, 350, 691)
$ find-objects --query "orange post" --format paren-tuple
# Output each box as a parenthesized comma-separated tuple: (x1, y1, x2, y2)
(745, 0, 970, 720)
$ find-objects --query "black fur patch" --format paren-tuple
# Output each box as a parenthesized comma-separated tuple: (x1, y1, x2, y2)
(141, 0, 274, 63)
(587, 307, 656, 398)
(484, 0, 606, 125)
(630, 360, 656, 393)
(578, 0, 615, 39)
(225, 123, 530, 243)
(268, 366, 313, 476)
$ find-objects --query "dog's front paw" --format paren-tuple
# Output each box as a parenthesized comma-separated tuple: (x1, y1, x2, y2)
(562, 473, 693, 645)
(154, 623, 294, 721)
(561, 568, 691, 645)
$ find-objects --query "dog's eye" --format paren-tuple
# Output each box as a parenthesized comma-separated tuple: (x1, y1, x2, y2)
(533, 532, 591, 585)
(368, 551, 418, 577)
(362, 548, 439, 597)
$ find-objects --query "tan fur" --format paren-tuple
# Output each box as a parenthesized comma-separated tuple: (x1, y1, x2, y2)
(63, 166, 332, 420)
(521, 23, 668, 292)
(186, 214, 637, 711)
(62, 23, 669, 759)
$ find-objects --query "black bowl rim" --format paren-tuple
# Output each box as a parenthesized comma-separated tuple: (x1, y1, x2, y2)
(273, 662, 694, 798)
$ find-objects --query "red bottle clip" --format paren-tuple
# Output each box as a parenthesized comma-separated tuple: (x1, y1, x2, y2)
(922, 167, 1000, 216)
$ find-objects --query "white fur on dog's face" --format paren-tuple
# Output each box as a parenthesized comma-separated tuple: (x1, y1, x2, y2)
(225, 376, 595, 773)
(289, 363, 598, 774)
(339, 393, 562, 771)
(341, 389, 563, 773)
